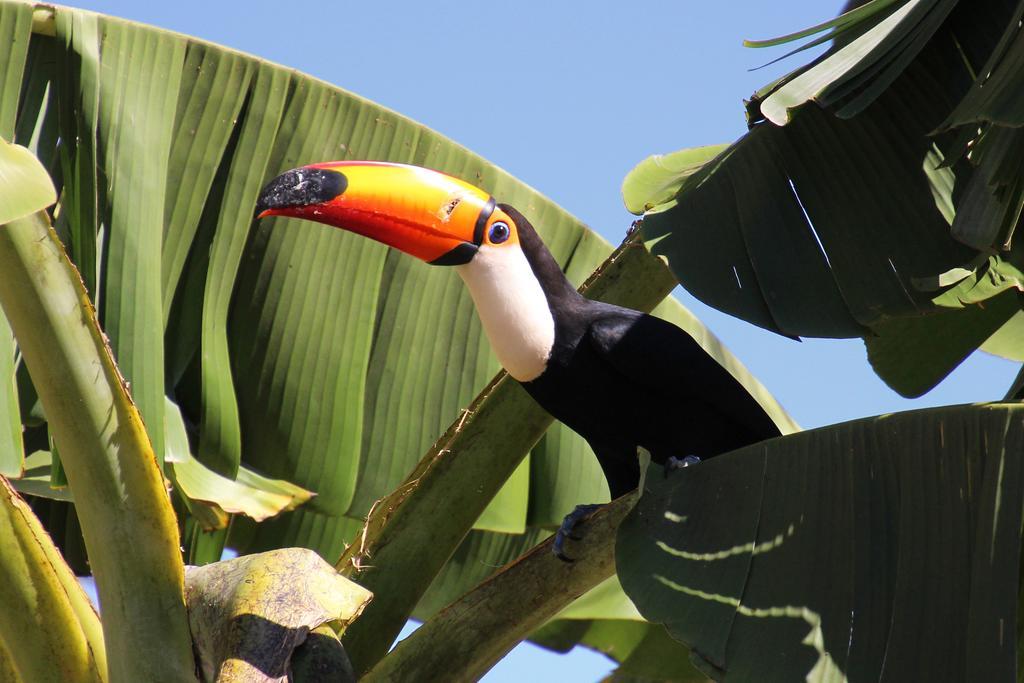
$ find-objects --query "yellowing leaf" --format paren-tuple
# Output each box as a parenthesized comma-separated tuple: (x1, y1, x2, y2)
(0, 477, 105, 682)
(185, 548, 371, 682)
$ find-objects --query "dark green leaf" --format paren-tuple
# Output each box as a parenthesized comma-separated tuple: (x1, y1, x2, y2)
(642, 75, 975, 338)
(618, 403, 1024, 681)
(937, 122, 1024, 251)
(940, 1, 1024, 128)
(866, 289, 1022, 397)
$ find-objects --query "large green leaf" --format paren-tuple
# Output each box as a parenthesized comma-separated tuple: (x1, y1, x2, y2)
(641, 77, 976, 339)
(633, 0, 1024, 397)
(618, 403, 1024, 680)
(0, 1, 579, 540)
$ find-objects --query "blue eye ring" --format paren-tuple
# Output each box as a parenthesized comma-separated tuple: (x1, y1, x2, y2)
(488, 221, 510, 244)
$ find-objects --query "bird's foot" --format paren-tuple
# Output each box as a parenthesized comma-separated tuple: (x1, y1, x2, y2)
(664, 455, 701, 477)
(552, 503, 603, 562)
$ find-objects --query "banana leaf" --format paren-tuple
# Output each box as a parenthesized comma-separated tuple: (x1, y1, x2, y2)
(618, 402, 1024, 681)
(628, 0, 1024, 397)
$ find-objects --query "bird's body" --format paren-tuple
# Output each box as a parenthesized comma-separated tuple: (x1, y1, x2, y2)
(523, 305, 775, 496)
(256, 162, 780, 545)
(494, 205, 779, 496)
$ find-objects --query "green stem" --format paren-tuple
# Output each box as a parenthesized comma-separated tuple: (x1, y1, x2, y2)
(363, 494, 635, 682)
(0, 212, 196, 682)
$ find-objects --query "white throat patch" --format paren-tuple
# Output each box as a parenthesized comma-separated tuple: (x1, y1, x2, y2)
(456, 244, 555, 382)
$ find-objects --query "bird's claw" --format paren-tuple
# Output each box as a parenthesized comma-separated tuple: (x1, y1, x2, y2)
(664, 455, 701, 477)
(552, 503, 603, 562)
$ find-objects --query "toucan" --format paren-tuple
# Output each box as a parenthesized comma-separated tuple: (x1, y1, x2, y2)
(255, 162, 780, 558)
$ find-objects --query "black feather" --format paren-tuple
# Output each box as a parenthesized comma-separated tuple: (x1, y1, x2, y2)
(502, 205, 781, 498)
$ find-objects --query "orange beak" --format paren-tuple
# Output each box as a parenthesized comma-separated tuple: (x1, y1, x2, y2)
(255, 161, 496, 265)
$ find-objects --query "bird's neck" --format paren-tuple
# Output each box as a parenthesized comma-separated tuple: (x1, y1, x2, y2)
(455, 208, 581, 382)
(511, 209, 583, 308)
(457, 244, 556, 382)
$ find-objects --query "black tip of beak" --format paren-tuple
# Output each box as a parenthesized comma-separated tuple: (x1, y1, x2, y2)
(255, 167, 349, 218)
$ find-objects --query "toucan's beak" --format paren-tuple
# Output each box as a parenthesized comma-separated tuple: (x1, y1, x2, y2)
(255, 161, 496, 265)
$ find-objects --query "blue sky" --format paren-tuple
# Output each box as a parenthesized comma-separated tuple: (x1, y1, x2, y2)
(64, 1, 1021, 679)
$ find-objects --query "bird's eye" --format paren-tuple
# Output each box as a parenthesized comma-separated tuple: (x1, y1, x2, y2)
(488, 221, 510, 244)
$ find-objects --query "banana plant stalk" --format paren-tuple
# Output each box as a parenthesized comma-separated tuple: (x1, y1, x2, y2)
(0, 141, 196, 682)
